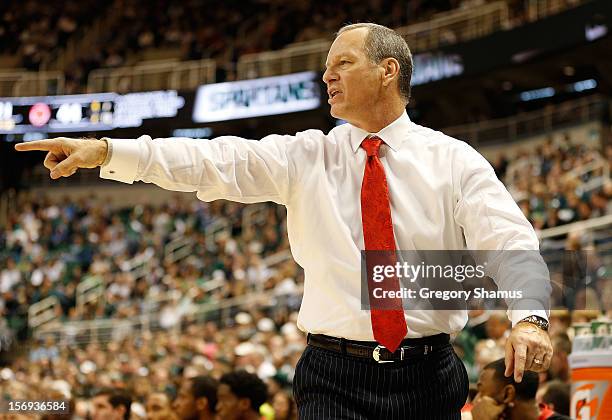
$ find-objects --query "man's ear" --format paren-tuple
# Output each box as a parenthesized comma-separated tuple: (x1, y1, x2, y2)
(238, 397, 252, 412)
(502, 384, 516, 405)
(380, 57, 400, 87)
(195, 397, 208, 411)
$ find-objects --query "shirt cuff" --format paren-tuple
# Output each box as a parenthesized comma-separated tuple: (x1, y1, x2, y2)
(99, 138, 142, 184)
(507, 300, 549, 327)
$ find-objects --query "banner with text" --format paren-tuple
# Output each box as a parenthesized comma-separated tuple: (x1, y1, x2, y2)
(192, 71, 321, 123)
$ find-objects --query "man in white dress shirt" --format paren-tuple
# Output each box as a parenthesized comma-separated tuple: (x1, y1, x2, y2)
(16, 23, 552, 419)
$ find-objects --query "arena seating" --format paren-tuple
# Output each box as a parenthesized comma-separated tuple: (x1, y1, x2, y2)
(0, 0, 588, 94)
(0, 1, 608, 417)
(0, 97, 609, 418)
(0, 0, 110, 69)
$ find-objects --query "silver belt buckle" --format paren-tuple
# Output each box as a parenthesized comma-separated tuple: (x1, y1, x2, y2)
(373, 345, 399, 363)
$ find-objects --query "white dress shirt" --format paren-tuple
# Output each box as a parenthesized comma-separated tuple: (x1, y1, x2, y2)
(100, 111, 549, 340)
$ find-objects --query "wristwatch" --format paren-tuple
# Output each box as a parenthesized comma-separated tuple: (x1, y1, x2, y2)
(518, 315, 549, 332)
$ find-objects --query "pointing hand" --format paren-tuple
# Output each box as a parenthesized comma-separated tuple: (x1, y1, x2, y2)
(14, 137, 108, 179)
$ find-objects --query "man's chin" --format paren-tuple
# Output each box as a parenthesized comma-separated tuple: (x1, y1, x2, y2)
(329, 105, 346, 121)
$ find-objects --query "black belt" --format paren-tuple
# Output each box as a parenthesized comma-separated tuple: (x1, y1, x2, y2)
(307, 333, 450, 363)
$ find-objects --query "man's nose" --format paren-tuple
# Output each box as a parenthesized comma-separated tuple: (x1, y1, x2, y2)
(322, 69, 337, 84)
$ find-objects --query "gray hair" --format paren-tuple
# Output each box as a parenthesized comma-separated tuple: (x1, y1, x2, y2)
(336, 23, 413, 103)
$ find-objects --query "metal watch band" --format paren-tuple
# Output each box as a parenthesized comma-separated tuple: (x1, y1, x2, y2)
(518, 315, 549, 331)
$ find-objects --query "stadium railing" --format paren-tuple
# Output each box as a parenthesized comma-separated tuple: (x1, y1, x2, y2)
(539, 215, 612, 282)
(164, 235, 195, 265)
(0, 0, 590, 96)
(237, 39, 331, 81)
(32, 248, 295, 344)
(159, 202, 273, 267)
(75, 275, 105, 313)
(28, 296, 62, 330)
(233, 0, 589, 80)
(564, 158, 610, 193)
(396, 0, 509, 54)
(20, 214, 607, 342)
(205, 218, 232, 251)
(444, 95, 610, 147)
(86, 58, 217, 93)
(30, 210, 612, 344)
(120, 247, 156, 282)
(525, 0, 585, 22)
(539, 214, 612, 243)
(0, 70, 65, 97)
(236, 1, 510, 79)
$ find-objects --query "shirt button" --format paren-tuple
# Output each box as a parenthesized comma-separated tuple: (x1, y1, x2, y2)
(110, 170, 115, 174)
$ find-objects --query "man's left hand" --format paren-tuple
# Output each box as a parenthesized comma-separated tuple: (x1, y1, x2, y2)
(504, 322, 552, 382)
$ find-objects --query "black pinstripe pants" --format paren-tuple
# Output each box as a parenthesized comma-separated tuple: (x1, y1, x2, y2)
(293, 342, 469, 419)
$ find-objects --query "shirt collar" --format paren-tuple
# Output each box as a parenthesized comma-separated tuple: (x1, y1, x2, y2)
(348, 111, 411, 154)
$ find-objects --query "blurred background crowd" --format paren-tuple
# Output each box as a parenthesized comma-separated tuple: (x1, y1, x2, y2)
(0, 0, 611, 418)
(1, 129, 611, 419)
(0, 0, 543, 87)
(495, 138, 612, 229)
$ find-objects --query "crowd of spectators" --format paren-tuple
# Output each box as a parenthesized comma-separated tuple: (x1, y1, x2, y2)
(2, 317, 302, 419)
(0, 196, 295, 341)
(1, 305, 603, 419)
(62, 0, 470, 90)
(0, 131, 610, 418)
(0, 1, 605, 418)
(0, 194, 300, 416)
(1, 132, 608, 342)
(0, 0, 110, 70)
(0, 305, 599, 419)
(494, 137, 612, 231)
(1, 0, 581, 93)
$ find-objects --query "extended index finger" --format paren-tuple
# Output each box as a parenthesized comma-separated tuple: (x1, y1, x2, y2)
(14, 139, 62, 152)
(514, 343, 528, 382)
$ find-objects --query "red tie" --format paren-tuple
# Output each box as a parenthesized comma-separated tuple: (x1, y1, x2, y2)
(360, 136, 407, 353)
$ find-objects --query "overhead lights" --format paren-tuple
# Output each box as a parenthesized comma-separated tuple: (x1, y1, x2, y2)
(570, 79, 597, 92)
(518, 78, 598, 102)
(585, 23, 608, 41)
(519, 87, 555, 102)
